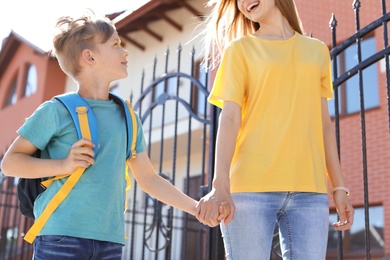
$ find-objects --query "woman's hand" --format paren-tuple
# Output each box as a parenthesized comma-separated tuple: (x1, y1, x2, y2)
(332, 191, 354, 231)
(196, 188, 235, 227)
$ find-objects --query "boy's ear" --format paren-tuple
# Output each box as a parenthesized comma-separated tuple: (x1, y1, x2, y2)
(82, 49, 95, 64)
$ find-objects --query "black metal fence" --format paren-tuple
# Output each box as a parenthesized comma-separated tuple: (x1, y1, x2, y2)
(329, 0, 390, 259)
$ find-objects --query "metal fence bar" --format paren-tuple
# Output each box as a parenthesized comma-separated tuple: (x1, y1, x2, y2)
(381, 0, 390, 133)
(329, 12, 345, 260)
(352, 1, 371, 259)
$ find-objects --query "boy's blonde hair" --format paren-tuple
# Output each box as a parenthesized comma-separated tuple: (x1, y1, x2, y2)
(202, 0, 304, 69)
(50, 10, 116, 79)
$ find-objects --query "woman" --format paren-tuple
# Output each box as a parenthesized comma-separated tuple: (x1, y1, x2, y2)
(195, 0, 354, 259)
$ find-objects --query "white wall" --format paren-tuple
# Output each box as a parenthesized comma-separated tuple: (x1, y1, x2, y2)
(116, 1, 210, 101)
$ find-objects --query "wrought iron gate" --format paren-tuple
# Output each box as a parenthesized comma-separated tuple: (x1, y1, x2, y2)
(121, 45, 223, 260)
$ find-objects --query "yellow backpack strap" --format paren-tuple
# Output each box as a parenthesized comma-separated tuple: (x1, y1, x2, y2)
(41, 93, 98, 188)
(41, 174, 69, 188)
(24, 106, 91, 244)
(126, 100, 137, 159)
(104, 94, 137, 240)
(124, 100, 137, 214)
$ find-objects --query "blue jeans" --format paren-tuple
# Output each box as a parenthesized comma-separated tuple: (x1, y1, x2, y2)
(33, 236, 123, 260)
(221, 192, 329, 260)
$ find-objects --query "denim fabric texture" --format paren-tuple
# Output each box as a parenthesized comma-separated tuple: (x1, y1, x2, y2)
(33, 236, 123, 260)
(221, 192, 329, 260)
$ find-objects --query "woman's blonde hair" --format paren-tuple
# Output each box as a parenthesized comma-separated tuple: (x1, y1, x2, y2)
(50, 9, 116, 79)
(202, 0, 304, 68)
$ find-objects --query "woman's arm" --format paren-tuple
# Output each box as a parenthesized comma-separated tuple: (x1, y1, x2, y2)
(196, 101, 241, 226)
(321, 98, 354, 230)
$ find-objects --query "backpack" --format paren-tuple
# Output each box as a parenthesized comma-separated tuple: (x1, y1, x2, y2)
(16, 92, 137, 243)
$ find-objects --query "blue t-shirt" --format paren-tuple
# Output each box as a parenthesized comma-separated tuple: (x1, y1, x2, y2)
(18, 96, 146, 245)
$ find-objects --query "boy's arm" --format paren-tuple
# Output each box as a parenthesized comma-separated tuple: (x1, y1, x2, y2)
(1, 135, 95, 178)
(128, 151, 198, 216)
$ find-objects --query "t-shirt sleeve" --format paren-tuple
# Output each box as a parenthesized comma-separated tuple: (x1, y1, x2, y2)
(17, 100, 60, 150)
(208, 41, 247, 109)
(134, 112, 147, 154)
(321, 43, 334, 99)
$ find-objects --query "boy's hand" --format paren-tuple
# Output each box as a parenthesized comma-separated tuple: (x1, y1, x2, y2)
(217, 201, 230, 224)
(62, 138, 95, 174)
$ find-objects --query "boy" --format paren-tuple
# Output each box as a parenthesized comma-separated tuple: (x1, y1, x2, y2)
(1, 10, 228, 259)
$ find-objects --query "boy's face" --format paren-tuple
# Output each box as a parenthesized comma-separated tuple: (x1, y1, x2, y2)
(92, 31, 128, 82)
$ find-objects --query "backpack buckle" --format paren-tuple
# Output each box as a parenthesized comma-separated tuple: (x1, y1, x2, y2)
(76, 106, 88, 114)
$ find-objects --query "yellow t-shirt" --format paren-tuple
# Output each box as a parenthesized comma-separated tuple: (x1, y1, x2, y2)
(208, 32, 333, 194)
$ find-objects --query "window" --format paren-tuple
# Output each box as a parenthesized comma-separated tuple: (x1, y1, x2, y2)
(0, 226, 19, 257)
(328, 37, 379, 116)
(152, 74, 177, 102)
(0, 158, 3, 185)
(23, 63, 38, 97)
(191, 61, 208, 116)
(327, 205, 384, 257)
(4, 76, 18, 107)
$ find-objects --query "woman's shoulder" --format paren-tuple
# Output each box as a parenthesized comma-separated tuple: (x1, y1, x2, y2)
(224, 35, 259, 53)
(297, 33, 329, 49)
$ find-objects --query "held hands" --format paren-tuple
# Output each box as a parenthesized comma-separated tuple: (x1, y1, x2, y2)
(62, 139, 95, 174)
(196, 189, 235, 227)
(332, 190, 354, 231)
(217, 201, 230, 224)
